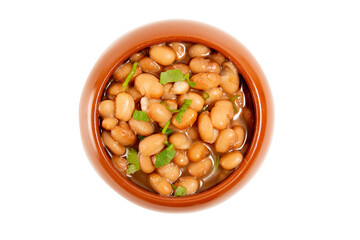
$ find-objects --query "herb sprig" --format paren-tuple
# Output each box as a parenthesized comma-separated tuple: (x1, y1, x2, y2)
(154, 142, 176, 168)
(126, 148, 140, 174)
(175, 99, 192, 123)
(132, 109, 149, 121)
(122, 62, 138, 91)
(160, 69, 195, 87)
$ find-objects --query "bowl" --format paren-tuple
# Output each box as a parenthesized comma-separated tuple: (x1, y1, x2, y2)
(79, 20, 274, 212)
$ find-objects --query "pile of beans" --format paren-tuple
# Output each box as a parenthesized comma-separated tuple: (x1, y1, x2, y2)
(98, 42, 254, 196)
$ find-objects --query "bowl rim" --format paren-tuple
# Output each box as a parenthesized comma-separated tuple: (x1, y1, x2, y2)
(79, 20, 274, 212)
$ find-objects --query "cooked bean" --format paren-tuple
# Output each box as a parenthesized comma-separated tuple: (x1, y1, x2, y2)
(101, 117, 118, 130)
(187, 126, 199, 140)
(128, 118, 154, 136)
(163, 99, 178, 111)
(220, 61, 240, 94)
(113, 62, 142, 83)
(147, 102, 172, 124)
(101, 131, 125, 155)
(129, 50, 147, 62)
(190, 73, 221, 90)
(208, 52, 226, 65)
(140, 97, 161, 112)
(220, 151, 243, 170)
(233, 126, 246, 148)
(178, 92, 204, 112)
(187, 141, 209, 162)
(114, 93, 135, 121)
(168, 42, 187, 61)
(107, 83, 123, 97)
(126, 87, 142, 102)
(189, 44, 210, 57)
(163, 63, 190, 75)
(162, 83, 176, 100)
(170, 81, 189, 95)
(98, 100, 115, 118)
(174, 177, 199, 195)
(149, 45, 176, 66)
(139, 133, 167, 156)
(189, 57, 220, 74)
(210, 100, 234, 130)
(134, 73, 164, 99)
(111, 123, 136, 146)
(215, 128, 236, 153)
(204, 87, 223, 105)
(156, 162, 181, 182)
(113, 156, 127, 172)
(188, 157, 212, 177)
(173, 150, 189, 167)
(148, 173, 173, 196)
(139, 154, 155, 173)
(138, 57, 162, 74)
(242, 107, 254, 128)
(169, 132, 191, 150)
(198, 111, 218, 143)
(171, 108, 197, 130)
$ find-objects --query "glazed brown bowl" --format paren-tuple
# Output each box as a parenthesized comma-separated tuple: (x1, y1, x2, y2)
(79, 20, 273, 212)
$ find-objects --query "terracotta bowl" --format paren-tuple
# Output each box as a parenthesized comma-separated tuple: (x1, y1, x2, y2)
(79, 20, 274, 212)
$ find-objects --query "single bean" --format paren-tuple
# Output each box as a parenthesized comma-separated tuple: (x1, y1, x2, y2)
(233, 126, 246, 148)
(220, 151, 243, 170)
(147, 102, 172, 124)
(190, 73, 221, 90)
(113, 62, 142, 83)
(112, 156, 127, 172)
(168, 42, 187, 61)
(171, 108, 198, 130)
(162, 83, 176, 100)
(204, 87, 223, 105)
(188, 157, 212, 177)
(208, 52, 226, 65)
(156, 162, 181, 182)
(149, 45, 176, 66)
(163, 63, 190, 75)
(215, 128, 236, 153)
(134, 73, 164, 99)
(148, 173, 173, 196)
(189, 57, 220, 74)
(107, 83, 123, 97)
(114, 92, 135, 121)
(126, 87, 142, 102)
(178, 92, 204, 112)
(174, 177, 199, 195)
(98, 100, 115, 118)
(173, 150, 189, 167)
(139, 133, 167, 156)
(187, 126, 199, 140)
(128, 118, 154, 136)
(139, 154, 155, 173)
(198, 111, 218, 143)
(163, 99, 178, 111)
(210, 100, 234, 130)
(129, 50, 147, 62)
(170, 81, 189, 95)
(187, 141, 209, 162)
(101, 117, 118, 130)
(101, 131, 125, 155)
(111, 123, 136, 146)
(220, 61, 240, 94)
(169, 132, 191, 150)
(189, 44, 211, 57)
(138, 57, 163, 74)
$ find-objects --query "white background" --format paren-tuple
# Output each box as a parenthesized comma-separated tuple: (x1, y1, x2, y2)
(1, 0, 359, 239)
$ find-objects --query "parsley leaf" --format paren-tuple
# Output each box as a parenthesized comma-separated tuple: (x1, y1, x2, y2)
(230, 95, 241, 113)
(122, 61, 138, 91)
(132, 109, 149, 121)
(174, 186, 187, 196)
(160, 69, 196, 87)
(161, 101, 180, 113)
(138, 135, 145, 141)
(175, 99, 192, 123)
(126, 148, 140, 174)
(155, 144, 176, 168)
(161, 120, 172, 135)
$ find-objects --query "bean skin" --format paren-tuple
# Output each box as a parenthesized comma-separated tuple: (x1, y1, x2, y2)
(128, 118, 154, 136)
(139, 154, 155, 173)
(129, 50, 147, 62)
(210, 100, 234, 130)
(187, 126, 199, 140)
(115, 93, 135, 121)
(220, 61, 240, 94)
(187, 141, 210, 162)
(220, 151, 243, 170)
(138, 57, 162, 74)
(113, 62, 142, 83)
(204, 87, 223, 105)
(189, 57, 220, 74)
(198, 111, 218, 143)
(98, 100, 115, 118)
(134, 73, 164, 99)
(171, 108, 198, 130)
(107, 83, 123, 97)
(101, 131, 125, 156)
(215, 128, 236, 153)
(233, 126, 246, 148)
(163, 99, 178, 111)
(173, 150, 189, 167)
(168, 42, 187, 61)
(156, 162, 181, 182)
(111, 123, 136, 146)
(174, 177, 199, 195)
(208, 52, 226, 65)
(149, 45, 176, 66)
(101, 117, 118, 130)
(147, 102, 172, 125)
(190, 73, 222, 90)
(148, 173, 173, 196)
(113, 156, 127, 172)
(169, 132, 191, 150)
(188, 157, 212, 177)
(139, 133, 167, 156)
(189, 44, 210, 57)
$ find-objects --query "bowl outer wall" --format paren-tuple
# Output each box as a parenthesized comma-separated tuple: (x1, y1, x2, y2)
(79, 20, 274, 212)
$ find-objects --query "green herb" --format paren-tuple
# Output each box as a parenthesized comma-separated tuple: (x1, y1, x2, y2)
(160, 69, 195, 87)
(199, 105, 208, 113)
(230, 95, 241, 113)
(171, 184, 176, 190)
(155, 144, 176, 168)
(126, 148, 140, 174)
(161, 101, 180, 113)
(163, 140, 170, 146)
(175, 99, 192, 123)
(138, 135, 145, 141)
(213, 154, 220, 174)
(174, 186, 187, 196)
(202, 92, 209, 100)
(161, 120, 172, 135)
(132, 109, 149, 121)
(122, 61, 138, 91)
